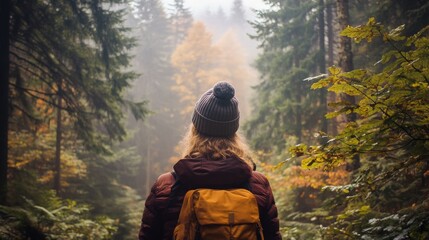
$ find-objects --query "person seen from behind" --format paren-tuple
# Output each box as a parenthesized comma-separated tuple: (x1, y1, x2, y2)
(138, 81, 282, 240)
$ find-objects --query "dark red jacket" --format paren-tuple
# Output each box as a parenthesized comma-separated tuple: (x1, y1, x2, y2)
(138, 157, 282, 240)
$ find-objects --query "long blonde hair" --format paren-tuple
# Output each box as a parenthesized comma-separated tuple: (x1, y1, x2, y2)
(180, 125, 255, 169)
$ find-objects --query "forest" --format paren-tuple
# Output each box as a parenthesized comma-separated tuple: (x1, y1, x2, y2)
(0, 0, 428, 239)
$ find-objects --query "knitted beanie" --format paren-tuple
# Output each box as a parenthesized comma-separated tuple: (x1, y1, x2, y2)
(192, 82, 240, 137)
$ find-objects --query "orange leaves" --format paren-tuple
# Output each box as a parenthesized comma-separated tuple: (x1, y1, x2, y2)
(8, 126, 86, 186)
(171, 22, 255, 117)
(284, 166, 349, 189)
(171, 22, 220, 115)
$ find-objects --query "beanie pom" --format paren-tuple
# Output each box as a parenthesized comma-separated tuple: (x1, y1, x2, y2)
(213, 82, 235, 100)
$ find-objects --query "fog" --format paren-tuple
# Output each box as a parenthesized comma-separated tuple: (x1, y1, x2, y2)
(5, 0, 429, 238)
(124, 0, 264, 195)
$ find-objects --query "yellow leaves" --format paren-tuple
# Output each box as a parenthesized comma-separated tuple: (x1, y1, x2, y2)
(367, 17, 377, 25)
(328, 83, 361, 96)
(328, 66, 342, 76)
(9, 123, 87, 187)
(312, 67, 366, 96)
(289, 144, 307, 157)
(325, 111, 342, 119)
(341, 17, 380, 43)
(301, 155, 325, 169)
(359, 205, 371, 215)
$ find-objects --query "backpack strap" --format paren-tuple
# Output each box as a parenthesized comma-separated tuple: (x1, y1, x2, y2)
(166, 171, 184, 210)
(170, 171, 181, 196)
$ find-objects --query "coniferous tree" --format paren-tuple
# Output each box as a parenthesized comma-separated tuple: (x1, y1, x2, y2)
(231, 0, 246, 27)
(247, 0, 323, 151)
(6, 0, 146, 197)
(131, 0, 180, 195)
(247, 1, 349, 238)
(2, 0, 148, 238)
(300, 19, 429, 239)
(168, 0, 193, 46)
(248, 0, 429, 238)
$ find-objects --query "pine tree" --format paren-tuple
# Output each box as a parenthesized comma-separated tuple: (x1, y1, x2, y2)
(168, 0, 193, 46)
(130, 0, 181, 196)
(247, 1, 344, 237)
(247, 0, 324, 151)
(230, 0, 246, 27)
(6, 0, 147, 200)
(2, 0, 147, 237)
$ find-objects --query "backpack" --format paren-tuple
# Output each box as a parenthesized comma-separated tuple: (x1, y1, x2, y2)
(173, 188, 264, 240)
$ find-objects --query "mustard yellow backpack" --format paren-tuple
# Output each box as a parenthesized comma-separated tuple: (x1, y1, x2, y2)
(173, 188, 264, 240)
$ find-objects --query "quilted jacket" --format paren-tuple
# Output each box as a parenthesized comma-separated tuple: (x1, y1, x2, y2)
(138, 157, 282, 240)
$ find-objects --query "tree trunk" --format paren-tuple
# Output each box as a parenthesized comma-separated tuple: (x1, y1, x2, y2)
(54, 80, 62, 194)
(294, 57, 302, 143)
(0, 0, 10, 205)
(336, 0, 354, 74)
(336, 0, 360, 170)
(326, 2, 338, 136)
(318, 0, 328, 142)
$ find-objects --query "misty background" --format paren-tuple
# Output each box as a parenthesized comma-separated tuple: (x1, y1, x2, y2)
(2, 0, 429, 239)
(124, 0, 262, 197)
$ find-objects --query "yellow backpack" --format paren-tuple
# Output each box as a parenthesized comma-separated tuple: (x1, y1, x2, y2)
(173, 188, 264, 240)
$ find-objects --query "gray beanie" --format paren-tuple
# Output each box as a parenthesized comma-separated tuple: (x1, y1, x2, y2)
(192, 82, 240, 137)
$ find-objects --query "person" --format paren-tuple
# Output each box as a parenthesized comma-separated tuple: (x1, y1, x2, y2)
(138, 81, 282, 240)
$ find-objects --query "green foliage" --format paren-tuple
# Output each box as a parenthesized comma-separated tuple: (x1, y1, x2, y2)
(246, 0, 327, 153)
(68, 144, 144, 240)
(0, 199, 116, 240)
(290, 21, 429, 239)
(281, 221, 323, 240)
(10, 0, 148, 154)
(127, 0, 184, 195)
(6, 1, 149, 239)
(1, 169, 116, 240)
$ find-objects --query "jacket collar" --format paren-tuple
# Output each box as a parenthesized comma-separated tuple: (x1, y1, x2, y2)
(173, 157, 252, 189)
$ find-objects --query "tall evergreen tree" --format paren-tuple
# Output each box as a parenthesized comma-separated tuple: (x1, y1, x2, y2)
(2, 0, 148, 238)
(230, 0, 246, 27)
(8, 0, 146, 150)
(130, 0, 180, 195)
(247, 0, 324, 151)
(168, 0, 193, 46)
(247, 1, 344, 238)
(302, 19, 429, 239)
(4, 0, 147, 201)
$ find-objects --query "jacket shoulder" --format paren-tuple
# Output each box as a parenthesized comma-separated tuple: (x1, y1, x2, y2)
(249, 171, 272, 207)
(250, 171, 269, 186)
(153, 172, 175, 195)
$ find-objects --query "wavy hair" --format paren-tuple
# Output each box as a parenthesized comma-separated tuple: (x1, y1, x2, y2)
(180, 125, 255, 169)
